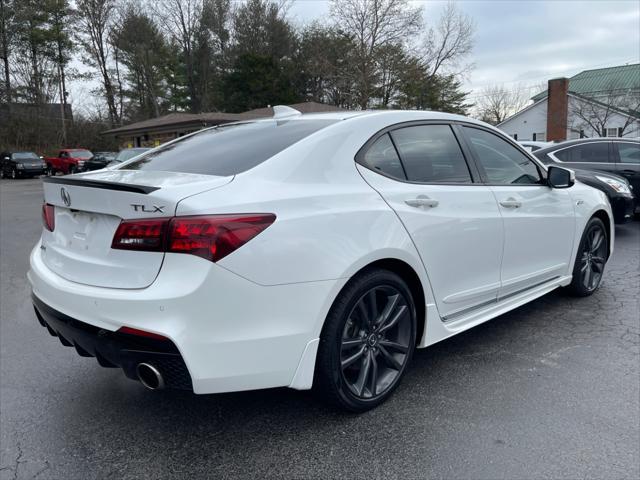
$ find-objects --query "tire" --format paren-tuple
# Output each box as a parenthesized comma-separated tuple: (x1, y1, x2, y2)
(565, 217, 608, 297)
(46, 164, 54, 176)
(0, 168, 4, 179)
(10, 167, 17, 179)
(68, 165, 76, 175)
(314, 268, 417, 412)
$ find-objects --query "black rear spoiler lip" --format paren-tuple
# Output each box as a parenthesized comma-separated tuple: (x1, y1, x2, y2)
(42, 176, 159, 194)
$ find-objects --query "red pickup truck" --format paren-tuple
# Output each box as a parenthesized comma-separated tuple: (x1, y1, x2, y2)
(45, 149, 94, 175)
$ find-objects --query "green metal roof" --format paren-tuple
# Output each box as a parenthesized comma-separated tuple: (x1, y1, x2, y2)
(531, 63, 640, 101)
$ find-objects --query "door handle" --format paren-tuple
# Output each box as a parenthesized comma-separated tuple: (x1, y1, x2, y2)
(405, 195, 439, 208)
(499, 198, 522, 209)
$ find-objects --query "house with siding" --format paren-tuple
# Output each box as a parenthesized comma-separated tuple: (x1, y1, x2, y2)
(498, 64, 640, 142)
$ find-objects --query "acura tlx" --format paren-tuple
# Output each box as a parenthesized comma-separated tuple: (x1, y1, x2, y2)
(29, 107, 613, 411)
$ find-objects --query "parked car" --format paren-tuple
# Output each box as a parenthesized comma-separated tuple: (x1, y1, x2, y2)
(107, 148, 151, 167)
(44, 149, 94, 175)
(30, 109, 613, 412)
(84, 151, 117, 171)
(518, 140, 553, 152)
(534, 138, 639, 222)
(0, 151, 47, 179)
(533, 137, 640, 192)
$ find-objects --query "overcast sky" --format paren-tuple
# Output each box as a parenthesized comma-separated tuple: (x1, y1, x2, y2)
(288, 0, 640, 100)
(70, 0, 640, 115)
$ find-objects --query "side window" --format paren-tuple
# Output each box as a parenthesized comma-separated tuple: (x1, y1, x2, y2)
(361, 133, 406, 180)
(554, 143, 609, 163)
(463, 127, 542, 185)
(617, 143, 640, 164)
(60, 151, 67, 158)
(390, 125, 472, 183)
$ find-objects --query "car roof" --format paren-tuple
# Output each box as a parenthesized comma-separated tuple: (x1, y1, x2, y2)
(535, 137, 640, 155)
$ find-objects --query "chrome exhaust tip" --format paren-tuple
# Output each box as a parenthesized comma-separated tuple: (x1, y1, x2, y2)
(136, 363, 165, 390)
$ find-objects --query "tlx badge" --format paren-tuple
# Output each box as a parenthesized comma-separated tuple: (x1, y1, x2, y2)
(131, 204, 165, 213)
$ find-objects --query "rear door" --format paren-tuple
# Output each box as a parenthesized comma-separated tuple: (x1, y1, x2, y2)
(41, 170, 232, 289)
(461, 126, 575, 298)
(356, 123, 504, 321)
(613, 141, 640, 193)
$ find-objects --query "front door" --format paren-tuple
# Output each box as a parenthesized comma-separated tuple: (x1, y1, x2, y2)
(356, 123, 504, 320)
(461, 126, 575, 298)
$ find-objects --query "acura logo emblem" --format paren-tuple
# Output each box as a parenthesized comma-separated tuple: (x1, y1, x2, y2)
(60, 187, 71, 207)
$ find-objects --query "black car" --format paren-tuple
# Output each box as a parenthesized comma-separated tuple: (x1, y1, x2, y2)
(534, 138, 638, 223)
(84, 151, 117, 171)
(0, 151, 47, 179)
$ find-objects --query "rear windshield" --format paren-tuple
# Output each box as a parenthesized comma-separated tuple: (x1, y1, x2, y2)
(124, 119, 337, 176)
(71, 150, 93, 159)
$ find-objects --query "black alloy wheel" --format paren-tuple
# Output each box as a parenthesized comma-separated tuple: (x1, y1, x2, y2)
(566, 217, 608, 296)
(315, 269, 416, 412)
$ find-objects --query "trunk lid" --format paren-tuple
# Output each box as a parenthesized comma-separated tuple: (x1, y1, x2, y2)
(41, 170, 232, 289)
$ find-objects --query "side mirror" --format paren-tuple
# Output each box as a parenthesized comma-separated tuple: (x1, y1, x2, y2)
(548, 166, 575, 189)
(3, 157, 9, 161)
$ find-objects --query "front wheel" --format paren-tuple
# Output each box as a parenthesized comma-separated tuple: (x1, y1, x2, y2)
(68, 165, 77, 175)
(565, 217, 608, 296)
(46, 165, 54, 176)
(10, 167, 17, 179)
(314, 269, 417, 412)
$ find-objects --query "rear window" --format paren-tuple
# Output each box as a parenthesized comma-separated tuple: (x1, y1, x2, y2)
(124, 119, 337, 176)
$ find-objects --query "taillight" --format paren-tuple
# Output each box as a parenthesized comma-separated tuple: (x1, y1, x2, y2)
(42, 203, 55, 231)
(111, 214, 275, 262)
(111, 219, 167, 251)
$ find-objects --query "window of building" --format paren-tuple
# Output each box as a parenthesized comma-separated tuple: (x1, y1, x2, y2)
(606, 127, 619, 137)
(389, 125, 472, 183)
(513, 134, 518, 140)
(463, 127, 542, 185)
(532, 132, 546, 142)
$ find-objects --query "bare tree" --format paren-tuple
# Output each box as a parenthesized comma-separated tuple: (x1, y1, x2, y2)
(475, 84, 530, 125)
(330, 0, 422, 109)
(0, 0, 13, 106)
(153, 0, 203, 112)
(76, 0, 120, 126)
(569, 86, 640, 137)
(421, 1, 474, 80)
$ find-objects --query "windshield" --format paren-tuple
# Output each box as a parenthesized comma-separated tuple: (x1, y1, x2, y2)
(13, 152, 40, 161)
(71, 150, 93, 159)
(124, 119, 337, 176)
(115, 148, 150, 162)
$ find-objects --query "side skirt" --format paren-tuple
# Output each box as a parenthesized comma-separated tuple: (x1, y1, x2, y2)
(418, 275, 572, 348)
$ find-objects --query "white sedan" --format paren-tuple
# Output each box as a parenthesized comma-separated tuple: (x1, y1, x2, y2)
(29, 108, 613, 411)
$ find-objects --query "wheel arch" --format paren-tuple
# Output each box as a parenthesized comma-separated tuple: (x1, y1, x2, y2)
(591, 209, 613, 258)
(338, 258, 427, 346)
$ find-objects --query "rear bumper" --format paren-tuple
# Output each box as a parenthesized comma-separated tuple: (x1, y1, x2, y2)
(32, 295, 192, 390)
(28, 241, 345, 394)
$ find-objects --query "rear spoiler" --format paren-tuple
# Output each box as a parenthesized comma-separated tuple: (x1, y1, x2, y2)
(42, 176, 159, 194)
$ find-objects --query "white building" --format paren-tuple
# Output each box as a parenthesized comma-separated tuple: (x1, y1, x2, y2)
(498, 64, 639, 142)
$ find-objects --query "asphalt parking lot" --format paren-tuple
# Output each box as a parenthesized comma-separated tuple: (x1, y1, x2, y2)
(1, 177, 638, 480)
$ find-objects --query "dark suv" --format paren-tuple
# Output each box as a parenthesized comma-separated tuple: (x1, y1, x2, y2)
(534, 138, 639, 222)
(0, 151, 47, 179)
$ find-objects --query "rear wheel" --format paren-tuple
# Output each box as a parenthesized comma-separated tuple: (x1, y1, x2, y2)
(0, 168, 4, 179)
(46, 164, 54, 176)
(314, 269, 416, 412)
(565, 217, 608, 296)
